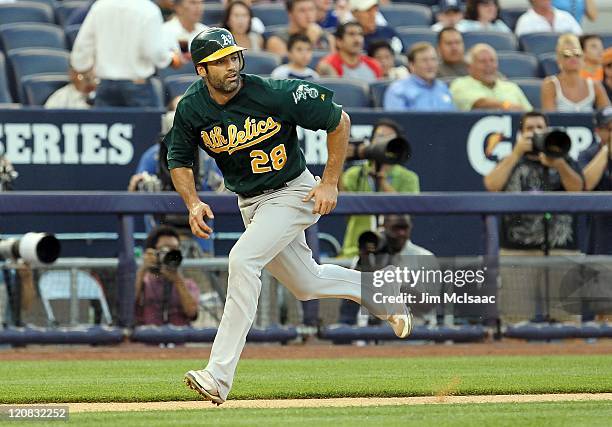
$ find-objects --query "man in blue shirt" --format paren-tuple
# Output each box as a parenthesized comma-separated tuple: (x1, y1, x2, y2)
(578, 107, 612, 254)
(350, 0, 403, 54)
(384, 42, 456, 111)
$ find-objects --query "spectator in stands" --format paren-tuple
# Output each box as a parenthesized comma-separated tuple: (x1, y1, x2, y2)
(456, 0, 512, 33)
(579, 107, 612, 254)
(580, 34, 604, 81)
(437, 27, 469, 78)
(157, 0, 177, 21)
(349, 0, 403, 54)
(271, 34, 319, 79)
(1, 261, 35, 328)
(432, 0, 464, 32)
(315, 0, 339, 30)
(604, 48, 612, 101)
(367, 40, 409, 81)
(317, 22, 382, 82)
(541, 34, 609, 113)
(266, 0, 332, 57)
(135, 225, 200, 326)
(484, 111, 583, 322)
(553, 0, 597, 24)
(384, 42, 455, 111)
(338, 214, 437, 326)
(450, 43, 532, 111)
(163, 0, 207, 53)
(71, 0, 186, 108)
(44, 68, 97, 109)
(515, 0, 582, 37)
(222, 0, 265, 34)
(339, 119, 419, 257)
(222, 0, 263, 51)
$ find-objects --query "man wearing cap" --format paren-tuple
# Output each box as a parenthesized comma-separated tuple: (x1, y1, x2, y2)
(432, 0, 464, 32)
(168, 27, 414, 406)
(579, 107, 612, 254)
(350, 0, 403, 54)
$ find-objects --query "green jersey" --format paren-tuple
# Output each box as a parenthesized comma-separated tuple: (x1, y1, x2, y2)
(165, 74, 342, 195)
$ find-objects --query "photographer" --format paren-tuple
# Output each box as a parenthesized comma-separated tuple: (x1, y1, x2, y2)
(338, 215, 438, 325)
(339, 119, 420, 257)
(134, 226, 200, 326)
(579, 107, 612, 254)
(484, 111, 584, 322)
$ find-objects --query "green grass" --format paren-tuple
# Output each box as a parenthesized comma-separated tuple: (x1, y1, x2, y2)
(0, 355, 610, 404)
(1, 402, 612, 427)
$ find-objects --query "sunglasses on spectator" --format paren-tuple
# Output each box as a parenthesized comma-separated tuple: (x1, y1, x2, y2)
(561, 49, 583, 58)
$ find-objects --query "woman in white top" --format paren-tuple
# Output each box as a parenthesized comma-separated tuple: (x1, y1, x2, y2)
(456, 0, 511, 33)
(541, 33, 609, 112)
(222, 0, 263, 51)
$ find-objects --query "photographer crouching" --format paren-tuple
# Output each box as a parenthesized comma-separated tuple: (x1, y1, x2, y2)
(135, 226, 200, 326)
(484, 111, 584, 322)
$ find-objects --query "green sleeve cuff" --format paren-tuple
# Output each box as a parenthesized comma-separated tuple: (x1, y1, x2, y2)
(167, 159, 194, 169)
(325, 103, 343, 133)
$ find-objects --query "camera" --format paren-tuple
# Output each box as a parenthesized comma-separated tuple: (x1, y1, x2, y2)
(356, 230, 393, 272)
(346, 136, 411, 165)
(0, 233, 61, 264)
(531, 128, 571, 158)
(150, 246, 183, 273)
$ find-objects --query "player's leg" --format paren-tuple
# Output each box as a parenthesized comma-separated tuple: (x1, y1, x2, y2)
(200, 199, 316, 401)
(265, 232, 411, 326)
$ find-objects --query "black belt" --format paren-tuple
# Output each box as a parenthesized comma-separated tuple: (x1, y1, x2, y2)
(238, 182, 287, 198)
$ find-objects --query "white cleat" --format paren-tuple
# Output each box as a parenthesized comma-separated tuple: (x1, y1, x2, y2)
(184, 370, 225, 406)
(387, 306, 414, 339)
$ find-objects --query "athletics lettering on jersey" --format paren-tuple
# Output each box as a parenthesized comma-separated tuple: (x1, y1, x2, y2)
(200, 116, 282, 155)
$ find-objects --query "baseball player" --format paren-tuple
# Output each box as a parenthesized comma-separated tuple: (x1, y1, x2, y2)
(165, 27, 413, 405)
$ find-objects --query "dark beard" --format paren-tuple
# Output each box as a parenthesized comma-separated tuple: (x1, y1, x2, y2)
(208, 74, 241, 93)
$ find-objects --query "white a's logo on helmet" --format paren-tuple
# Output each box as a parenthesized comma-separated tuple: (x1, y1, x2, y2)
(221, 34, 234, 47)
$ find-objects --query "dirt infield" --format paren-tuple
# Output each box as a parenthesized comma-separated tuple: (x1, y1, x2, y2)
(3, 394, 610, 413)
(1, 340, 611, 361)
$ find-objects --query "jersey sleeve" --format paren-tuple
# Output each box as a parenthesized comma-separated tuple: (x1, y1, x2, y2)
(276, 79, 343, 132)
(164, 103, 197, 169)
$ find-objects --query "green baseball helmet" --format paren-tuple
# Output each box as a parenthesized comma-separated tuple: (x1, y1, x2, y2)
(190, 28, 247, 65)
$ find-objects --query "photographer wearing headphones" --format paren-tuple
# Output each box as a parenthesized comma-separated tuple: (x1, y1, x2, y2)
(339, 119, 420, 258)
(135, 226, 200, 326)
(484, 111, 584, 322)
(579, 107, 612, 254)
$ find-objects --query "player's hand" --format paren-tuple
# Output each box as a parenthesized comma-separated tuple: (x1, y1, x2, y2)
(189, 201, 214, 239)
(303, 179, 338, 215)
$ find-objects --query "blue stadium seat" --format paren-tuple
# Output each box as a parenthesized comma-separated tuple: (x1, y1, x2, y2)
(21, 73, 69, 105)
(379, 4, 432, 28)
(369, 80, 392, 108)
(600, 33, 612, 48)
(316, 78, 371, 108)
(463, 31, 518, 52)
(201, 3, 225, 26)
(7, 48, 69, 102)
(0, 3, 54, 25)
(263, 25, 287, 43)
(512, 78, 543, 109)
(55, 1, 88, 27)
(0, 52, 13, 103)
(538, 53, 559, 77)
(163, 74, 197, 104)
(243, 51, 280, 75)
(499, 7, 527, 32)
(157, 61, 195, 80)
(519, 32, 561, 56)
(64, 24, 80, 50)
(20, 0, 58, 10)
(396, 27, 437, 53)
(497, 52, 539, 78)
(0, 23, 66, 53)
(309, 50, 328, 70)
(252, 4, 288, 27)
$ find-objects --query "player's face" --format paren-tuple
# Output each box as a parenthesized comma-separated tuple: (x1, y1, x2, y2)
(200, 53, 242, 93)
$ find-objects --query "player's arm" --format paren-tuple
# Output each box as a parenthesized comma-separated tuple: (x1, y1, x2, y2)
(304, 111, 350, 215)
(170, 167, 214, 238)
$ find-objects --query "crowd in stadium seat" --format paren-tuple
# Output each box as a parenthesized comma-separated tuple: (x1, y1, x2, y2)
(0, 0, 610, 110)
